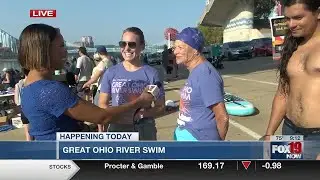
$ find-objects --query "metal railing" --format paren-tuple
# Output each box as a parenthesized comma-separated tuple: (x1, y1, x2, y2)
(0, 28, 18, 59)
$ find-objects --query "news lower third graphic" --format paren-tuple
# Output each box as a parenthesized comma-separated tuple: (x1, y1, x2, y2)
(0, 133, 318, 179)
(56, 132, 139, 141)
(0, 132, 263, 159)
(0, 133, 314, 160)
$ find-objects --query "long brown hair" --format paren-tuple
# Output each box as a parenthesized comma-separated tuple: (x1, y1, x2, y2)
(278, 0, 320, 94)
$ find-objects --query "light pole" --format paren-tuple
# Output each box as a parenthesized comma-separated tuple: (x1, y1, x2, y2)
(167, 32, 171, 49)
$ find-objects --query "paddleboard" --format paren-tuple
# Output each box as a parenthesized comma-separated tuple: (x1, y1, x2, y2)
(224, 93, 255, 116)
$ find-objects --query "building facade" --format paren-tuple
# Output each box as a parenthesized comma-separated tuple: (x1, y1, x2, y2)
(81, 36, 94, 48)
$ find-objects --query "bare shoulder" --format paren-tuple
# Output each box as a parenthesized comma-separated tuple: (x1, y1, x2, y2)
(308, 44, 320, 61)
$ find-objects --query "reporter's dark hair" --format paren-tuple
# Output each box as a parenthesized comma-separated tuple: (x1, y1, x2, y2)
(18, 24, 58, 70)
(22, 68, 30, 76)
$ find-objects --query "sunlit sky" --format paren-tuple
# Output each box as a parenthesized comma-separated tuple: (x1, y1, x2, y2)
(1, 0, 206, 45)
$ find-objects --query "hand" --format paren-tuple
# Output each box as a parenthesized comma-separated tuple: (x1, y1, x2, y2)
(259, 135, 271, 141)
(137, 88, 154, 108)
(82, 83, 90, 89)
(134, 109, 148, 121)
(133, 110, 143, 122)
(98, 125, 104, 132)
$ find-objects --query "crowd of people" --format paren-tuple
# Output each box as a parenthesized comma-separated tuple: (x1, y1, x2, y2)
(4, 0, 319, 160)
(12, 23, 227, 143)
(1, 68, 25, 89)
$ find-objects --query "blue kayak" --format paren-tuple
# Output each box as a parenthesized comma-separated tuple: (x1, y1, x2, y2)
(224, 93, 255, 116)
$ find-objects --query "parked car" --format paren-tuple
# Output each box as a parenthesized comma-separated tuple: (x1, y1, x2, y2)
(250, 38, 272, 57)
(222, 41, 252, 61)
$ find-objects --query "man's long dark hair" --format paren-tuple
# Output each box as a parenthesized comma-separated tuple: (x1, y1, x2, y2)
(278, 32, 303, 94)
(278, 0, 320, 94)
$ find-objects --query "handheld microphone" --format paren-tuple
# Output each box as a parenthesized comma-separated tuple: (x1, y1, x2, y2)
(146, 81, 162, 99)
(133, 81, 163, 129)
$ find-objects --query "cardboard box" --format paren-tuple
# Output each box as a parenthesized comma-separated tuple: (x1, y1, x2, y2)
(0, 116, 7, 126)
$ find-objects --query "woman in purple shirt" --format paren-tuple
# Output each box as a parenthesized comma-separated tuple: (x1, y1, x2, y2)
(18, 24, 153, 140)
(99, 27, 165, 140)
(173, 27, 229, 141)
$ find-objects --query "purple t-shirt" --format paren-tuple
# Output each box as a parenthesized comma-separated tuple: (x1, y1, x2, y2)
(100, 63, 165, 124)
(177, 61, 224, 140)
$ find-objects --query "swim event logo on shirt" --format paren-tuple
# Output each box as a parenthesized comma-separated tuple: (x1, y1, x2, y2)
(111, 79, 147, 104)
(178, 83, 192, 126)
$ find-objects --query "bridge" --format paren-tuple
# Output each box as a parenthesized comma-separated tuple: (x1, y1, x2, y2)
(0, 28, 19, 58)
(0, 28, 19, 70)
(199, 0, 272, 43)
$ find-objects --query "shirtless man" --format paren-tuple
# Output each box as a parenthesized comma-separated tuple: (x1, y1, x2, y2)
(264, 0, 320, 160)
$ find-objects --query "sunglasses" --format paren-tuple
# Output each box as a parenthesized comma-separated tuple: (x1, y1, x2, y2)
(119, 41, 137, 49)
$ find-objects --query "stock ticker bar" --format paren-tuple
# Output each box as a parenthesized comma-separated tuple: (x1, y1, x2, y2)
(0, 160, 319, 179)
(72, 160, 320, 175)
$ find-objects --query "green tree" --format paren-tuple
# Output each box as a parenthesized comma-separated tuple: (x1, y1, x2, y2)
(197, 25, 223, 45)
(253, 0, 276, 28)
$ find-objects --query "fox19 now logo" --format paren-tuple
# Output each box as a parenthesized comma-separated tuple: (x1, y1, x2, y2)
(270, 141, 303, 159)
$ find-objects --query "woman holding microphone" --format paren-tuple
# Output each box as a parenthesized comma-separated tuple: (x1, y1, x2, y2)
(18, 24, 154, 140)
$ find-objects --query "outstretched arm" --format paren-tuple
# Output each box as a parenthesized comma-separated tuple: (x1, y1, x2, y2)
(83, 70, 104, 88)
(64, 97, 144, 124)
(44, 82, 154, 126)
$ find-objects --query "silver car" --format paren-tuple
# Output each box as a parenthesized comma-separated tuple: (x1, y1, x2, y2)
(222, 41, 253, 61)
